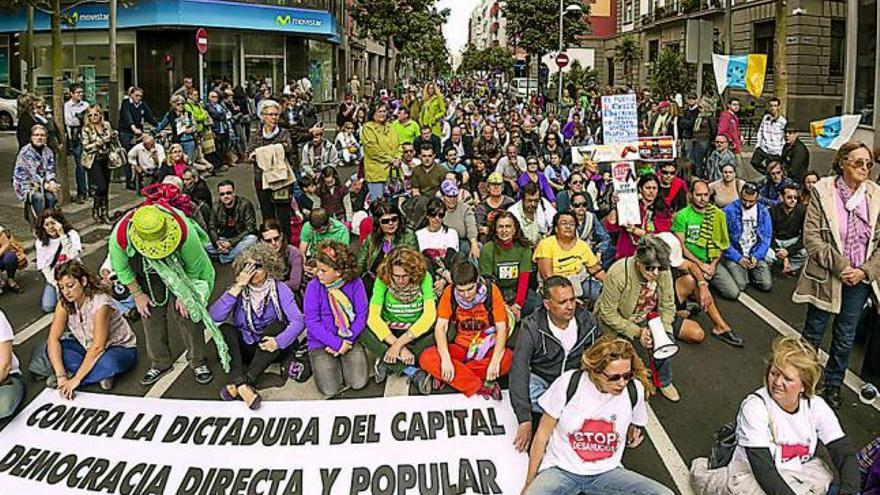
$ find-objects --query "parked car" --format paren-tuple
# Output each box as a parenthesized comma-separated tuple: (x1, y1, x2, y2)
(511, 77, 539, 99)
(0, 85, 20, 131)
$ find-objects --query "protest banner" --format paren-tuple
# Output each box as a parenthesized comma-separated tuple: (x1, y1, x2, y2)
(638, 136, 677, 162)
(611, 161, 641, 226)
(0, 390, 526, 494)
(572, 137, 677, 166)
(601, 94, 639, 145)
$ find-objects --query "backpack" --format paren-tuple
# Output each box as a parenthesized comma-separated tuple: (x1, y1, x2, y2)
(565, 369, 638, 409)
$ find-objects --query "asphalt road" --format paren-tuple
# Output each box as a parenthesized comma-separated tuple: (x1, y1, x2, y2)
(0, 132, 876, 495)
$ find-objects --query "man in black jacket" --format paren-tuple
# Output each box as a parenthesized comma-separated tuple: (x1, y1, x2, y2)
(118, 87, 157, 190)
(413, 124, 442, 157)
(442, 126, 474, 165)
(207, 180, 258, 265)
(509, 276, 602, 452)
(781, 126, 810, 183)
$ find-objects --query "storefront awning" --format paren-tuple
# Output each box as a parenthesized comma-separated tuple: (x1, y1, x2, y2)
(0, 0, 340, 42)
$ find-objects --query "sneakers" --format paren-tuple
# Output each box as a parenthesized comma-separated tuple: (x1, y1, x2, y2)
(860, 383, 878, 405)
(45, 375, 59, 389)
(476, 381, 502, 401)
(193, 365, 213, 385)
(822, 385, 842, 409)
(374, 360, 390, 384)
(140, 367, 171, 387)
(99, 377, 115, 390)
(660, 383, 681, 402)
(410, 370, 432, 395)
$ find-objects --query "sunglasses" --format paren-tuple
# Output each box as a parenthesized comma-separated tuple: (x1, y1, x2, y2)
(572, 201, 589, 208)
(642, 265, 661, 273)
(660, 170, 676, 176)
(427, 211, 444, 218)
(379, 216, 399, 225)
(219, 191, 234, 196)
(569, 180, 583, 185)
(847, 159, 874, 170)
(602, 370, 635, 382)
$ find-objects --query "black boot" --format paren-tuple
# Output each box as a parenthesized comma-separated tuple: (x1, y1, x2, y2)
(99, 197, 113, 224)
(91, 197, 101, 222)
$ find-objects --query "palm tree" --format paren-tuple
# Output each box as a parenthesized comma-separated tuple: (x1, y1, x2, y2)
(615, 35, 642, 88)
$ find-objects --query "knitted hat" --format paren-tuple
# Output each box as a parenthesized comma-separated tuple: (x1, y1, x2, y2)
(487, 172, 504, 184)
(129, 205, 182, 259)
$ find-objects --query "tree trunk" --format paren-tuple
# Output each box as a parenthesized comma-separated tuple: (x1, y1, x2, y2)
(109, 0, 119, 126)
(27, 6, 35, 92)
(51, 0, 70, 204)
(773, 0, 788, 113)
(384, 35, 394, 90)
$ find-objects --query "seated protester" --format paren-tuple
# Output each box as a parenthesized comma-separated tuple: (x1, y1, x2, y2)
(709, 163, 745, 209)
(605, 174, 673, 260)
(509, 276, 602, 453)
(127, 134, 166, 190)
(595, 236, 683, 402)
(35, 210, 83, 314)
(293, 175, 320, 218)
(715, 182, 773, 300)
(534, 211, 606, 301)
(180, 167, 212, 214)
(441, 148, 470, 186)
(99, 254, 137, 320)
(302, 241, 369, 396)
(317, 166, 348, 221)
(411, 145, 446, 197)
(543, 152, 571, 196)
(335, 121, 362, 167)
(439, 180, 480, 259)
(518, 157, 556, 203)
(479, 211, 540, 319)
(398, 142, 421, 193)
(413, 124, 442, 157)
(419, 260, 513, 400)
(299, 207, 350, 263)
(510, 182, 557, 247)
(442, 170, 475, 208)
(43, 262, 137, 395)
(159, 143, 191, 182)
(570, 192, 613, 269)
(758, 160, 797, 208)
(496, 144, 528, 196)
(658, 162, 689, 212)
(443, 125, 475, 165)
(655, 232, 744, 347)
(468, 158, 492, 201)
(555, 172, 590, 214)
(768, 183, 807, 275)
(359, 200, 418, 291)
(210, 243, 306, 410)
(0, 310, 24, 418)
(300, 126, 336, 178)
(417, 198, 460, 295)
(474, 172, 515, 242)
(207, 180, 258, 265)
(704, 134, 737, 183)
(521, 335, 673, 495)
(364, 247, 436, 394)
(13, 124, 60, 216)
(691, 336, 860, 495)
(0, 225, 26, 295)
(259, 219, 304, 295)
(672, 180, 731, 298)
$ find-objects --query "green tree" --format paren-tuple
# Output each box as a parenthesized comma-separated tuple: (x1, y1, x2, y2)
(649, 48, 695, 98)
(397, 9, 451, 79)
(458, 45, 515, 77)
(614, 35, 641, 89)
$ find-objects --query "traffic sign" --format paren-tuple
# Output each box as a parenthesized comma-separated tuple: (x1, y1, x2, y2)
(555, 53, 569, 68)
(196, 28, 208, 54)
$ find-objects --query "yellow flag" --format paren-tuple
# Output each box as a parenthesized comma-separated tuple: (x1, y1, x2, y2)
(745, 54, 768, 98)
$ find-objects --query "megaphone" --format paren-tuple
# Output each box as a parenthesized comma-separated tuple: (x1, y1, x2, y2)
(648, 316, 679, 360)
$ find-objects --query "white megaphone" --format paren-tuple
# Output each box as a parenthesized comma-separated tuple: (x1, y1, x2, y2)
(648, 315, 679, 360)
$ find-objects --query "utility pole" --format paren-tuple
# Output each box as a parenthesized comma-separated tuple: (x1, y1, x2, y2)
(109, 0, 119, 126)
(725, 0, 732, 53)
(557, 0, 564, 107)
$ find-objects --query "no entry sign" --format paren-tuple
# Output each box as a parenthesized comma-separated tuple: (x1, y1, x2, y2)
(196, 28, 208, 54)
(555, 53, 569, 68)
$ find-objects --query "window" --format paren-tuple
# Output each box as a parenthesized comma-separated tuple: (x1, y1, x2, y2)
(753, 20, 775, 73)
(648, 39, 659, 61)
(607, 57, 615, 86)
(829, 19, 845, 77)
(854, 0, 876, 125)
(623, 0, 634, 23)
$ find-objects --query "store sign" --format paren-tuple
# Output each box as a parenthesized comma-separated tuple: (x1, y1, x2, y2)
(61, 7, 110, 30)
(275, 15, 324, 28)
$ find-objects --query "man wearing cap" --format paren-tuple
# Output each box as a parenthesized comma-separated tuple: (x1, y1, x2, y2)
(475, 172, 515, 242)
(109, 204, 217, 386)
(299, 207, 350, 262)
(440, 179, 480, 259)
(411, 145, 446, 197)
(781, 126, 810, 183)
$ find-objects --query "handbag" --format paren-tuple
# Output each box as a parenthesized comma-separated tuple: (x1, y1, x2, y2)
(708, 392, 776, 469)
(201, 129, 216, 154)
(107, 138, 127, 170)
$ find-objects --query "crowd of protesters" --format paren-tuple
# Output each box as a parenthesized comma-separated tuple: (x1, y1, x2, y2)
(4, 72, 880, 495)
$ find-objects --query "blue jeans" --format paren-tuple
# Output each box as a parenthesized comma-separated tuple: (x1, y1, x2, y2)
(55, 338, 138, 386)
(41, 284, 57, 313)
(529, 373, 551, 414)
(582, 279, 603, 301)
(527, 466, 674, 495)
(367, 182, 385, 201)
(30, 191, 57, 217)
(0, 251, 18, 279)
(69, 140, 89, 197)
(802, 283, 872, 388)
(180, 140, 197, 163)
(0, 374, 24, 419)
(205, 234, 259, 265)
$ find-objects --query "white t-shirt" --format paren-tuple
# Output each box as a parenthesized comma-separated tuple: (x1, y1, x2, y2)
(537, 370, 648, 476)
(548, 316, 578, 354)
(734, 387, 844, 470)
(416, 227, 460, 260)
(739, 206, 758, 257)
(0, 311, 21, 376)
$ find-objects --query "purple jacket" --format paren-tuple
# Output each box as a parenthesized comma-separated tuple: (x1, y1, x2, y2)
(283, 244, 304, 293)
(517, 171, 556, 203)
(209, 280, 305, 350)
(303, 277, 368, 351)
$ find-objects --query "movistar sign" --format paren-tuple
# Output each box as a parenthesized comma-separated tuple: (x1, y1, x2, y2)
(275, 15, 322, 27)
(74, 12, 110, 22)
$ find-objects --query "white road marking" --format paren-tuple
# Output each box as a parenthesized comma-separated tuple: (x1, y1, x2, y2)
(645, 404, 696, 495)
(739, 292, 880, 413)
(13, 313, 54, 345)
(145, 328, 212, 398)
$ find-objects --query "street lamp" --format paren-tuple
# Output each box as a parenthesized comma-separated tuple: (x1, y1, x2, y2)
(558, 3, 583, 107)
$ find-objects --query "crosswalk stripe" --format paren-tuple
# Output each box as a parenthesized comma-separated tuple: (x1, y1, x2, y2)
(13, 313, 53, 345)
(738, 292, 880, 412)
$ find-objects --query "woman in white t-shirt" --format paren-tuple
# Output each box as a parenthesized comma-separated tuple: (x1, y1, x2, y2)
(0, 310, 24, 419)
(417, 198, 460, 295)
(690, 336, 860, 495)
(522, 335, 673, 495)
(34, 210, 82, 313)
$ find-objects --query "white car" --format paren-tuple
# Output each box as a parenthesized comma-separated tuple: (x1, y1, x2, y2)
(0, 85, 20, 131)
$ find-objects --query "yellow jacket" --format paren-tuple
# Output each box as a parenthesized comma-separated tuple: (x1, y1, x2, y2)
(361, 121, 401, 183)
(419, 93, 446, 137)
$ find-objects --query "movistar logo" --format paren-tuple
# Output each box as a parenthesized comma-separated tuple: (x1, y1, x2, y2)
(66, 10, 109, 24)
(275, 15, 322, 27)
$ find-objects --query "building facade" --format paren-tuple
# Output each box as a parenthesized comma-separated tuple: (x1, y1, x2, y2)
(845, 0, 878, 145)
(468, 0, 507, 50)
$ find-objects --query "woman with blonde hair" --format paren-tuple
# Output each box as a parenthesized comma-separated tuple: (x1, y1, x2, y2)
(690, 336, 860, 495)
(81, 104, 117, 223)
(364, 246, 436, 394)
(522, 335, 672, 495)
(420, 82, 446, 138)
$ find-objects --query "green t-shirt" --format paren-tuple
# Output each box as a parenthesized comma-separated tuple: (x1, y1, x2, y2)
(391, 120, 420, 145)
(479, 242, 533, 303)
(672, 206, 708, 263)
(300, 218, 351, 256)
(370, 273, 435, 325)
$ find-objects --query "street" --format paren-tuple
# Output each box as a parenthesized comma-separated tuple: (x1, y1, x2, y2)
(0, 125, 876, 494)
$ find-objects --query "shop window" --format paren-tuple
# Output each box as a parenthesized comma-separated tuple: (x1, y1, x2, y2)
(753, 20, 775, 73)
(854, 0, 876, 125)
(829, 19, 845, 77)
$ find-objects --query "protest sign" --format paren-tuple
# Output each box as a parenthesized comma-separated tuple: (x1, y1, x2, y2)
(601, 94, 639, 144)
(638, 136, 677, 162)
(611, 161, 641, 226)
(572, 143, 638, 164)
(0, 390, 527, 494)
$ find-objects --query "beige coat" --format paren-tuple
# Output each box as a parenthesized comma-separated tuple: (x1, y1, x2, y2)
(792, 176, 880, 313)
(595, 256, 675, 339)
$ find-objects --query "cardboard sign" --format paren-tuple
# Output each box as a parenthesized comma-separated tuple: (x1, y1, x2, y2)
(601, 95, 639, 145)
(611, 161, 641, 226)
(638, 136, 677, 162)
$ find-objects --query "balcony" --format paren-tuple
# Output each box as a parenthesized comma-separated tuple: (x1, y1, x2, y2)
(640, 0, 725, 28)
